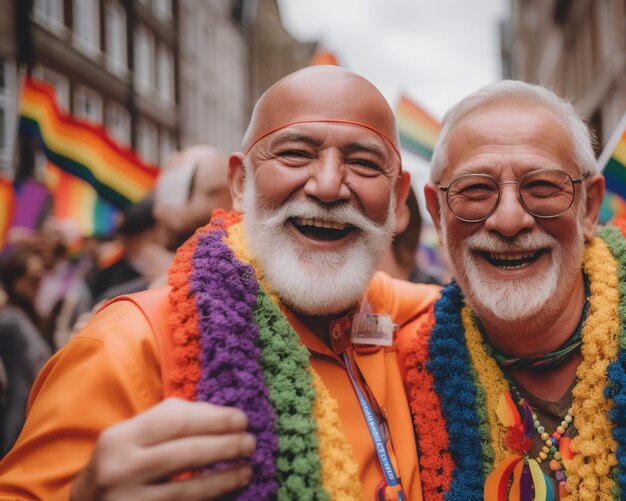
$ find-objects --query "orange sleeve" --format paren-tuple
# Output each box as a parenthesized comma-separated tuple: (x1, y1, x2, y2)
(0, 301, 163, 501)
(366, 271, 440, 327)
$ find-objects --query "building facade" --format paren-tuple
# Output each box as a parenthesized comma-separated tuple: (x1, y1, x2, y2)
(502, 0, 626, 151)
(0, 0, 18, 174)
(178, 0, 315, 154)
(12, 0, 179, 178)
(178, 0, 248, 154)
(2, 0, 314, 178)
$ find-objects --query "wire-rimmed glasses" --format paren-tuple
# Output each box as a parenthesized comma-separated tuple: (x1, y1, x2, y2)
(437, 168, 588, 223)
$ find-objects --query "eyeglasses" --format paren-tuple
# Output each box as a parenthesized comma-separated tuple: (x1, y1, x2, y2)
(437, 168, 588, 223)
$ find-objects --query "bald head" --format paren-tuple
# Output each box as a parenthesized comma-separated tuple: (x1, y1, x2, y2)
(242, 66, 400, 158)
(155, 145, 231, 250)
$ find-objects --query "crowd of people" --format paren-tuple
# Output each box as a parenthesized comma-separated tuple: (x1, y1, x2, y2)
(0, 143, 232, 459)
(0, 64, 621, 500)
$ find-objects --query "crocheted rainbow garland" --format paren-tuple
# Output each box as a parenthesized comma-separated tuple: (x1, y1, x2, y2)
(402, 226, 626, 500)
(166, 210, 362, 500)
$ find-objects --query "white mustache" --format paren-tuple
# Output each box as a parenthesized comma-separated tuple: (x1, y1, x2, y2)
(463, 231, 557, 253)
(255, 199, 386, 235)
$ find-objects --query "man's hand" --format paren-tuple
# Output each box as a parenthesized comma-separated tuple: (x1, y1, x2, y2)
(71, 398, 255, 501)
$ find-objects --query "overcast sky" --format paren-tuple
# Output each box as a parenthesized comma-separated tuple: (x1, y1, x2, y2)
(277, 0, 510, 122)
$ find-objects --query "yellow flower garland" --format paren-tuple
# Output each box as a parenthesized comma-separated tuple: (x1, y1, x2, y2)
(462, 306, 510, 464)
(310, 369, 363, 499)
(566, 237, 620, 499)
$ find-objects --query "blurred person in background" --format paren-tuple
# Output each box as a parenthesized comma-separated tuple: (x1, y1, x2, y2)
(378, 185, 441, 284)
(86, 145, 232, 297)
(154, 145, 232, 254)
(85, 195, 170, 306)
(34, 216, 92, 349)
(0, 247, 52, 456)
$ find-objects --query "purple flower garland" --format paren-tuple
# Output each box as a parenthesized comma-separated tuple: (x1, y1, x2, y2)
(190, 227, 279, 499)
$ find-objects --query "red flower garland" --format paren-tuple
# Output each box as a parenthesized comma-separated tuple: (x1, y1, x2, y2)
(401, 305, 454, 499)
(167, 209, 241, 399)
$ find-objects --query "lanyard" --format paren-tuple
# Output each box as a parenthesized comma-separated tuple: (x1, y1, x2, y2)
(341, 351, 405, 501)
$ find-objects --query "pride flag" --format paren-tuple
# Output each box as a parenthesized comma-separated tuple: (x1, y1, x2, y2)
(598, 112, 626, 224)
(19, 77, 158, 210)
(309, 49, 339, 66)
(11, 180, 50, 231)
(44, 163, 120, 237)
(395, 95, 441, 161)
(0, 179, 15, 250)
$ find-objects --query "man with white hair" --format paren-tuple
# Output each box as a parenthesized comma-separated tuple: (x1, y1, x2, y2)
(397, 80, 624, 499)
(0, 66, 438, 500)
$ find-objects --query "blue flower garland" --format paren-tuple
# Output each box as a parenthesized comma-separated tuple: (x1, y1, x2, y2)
(427, 281, 486, 499)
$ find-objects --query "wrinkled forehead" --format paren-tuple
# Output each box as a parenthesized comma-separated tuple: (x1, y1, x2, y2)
(244, 68, 401, 160)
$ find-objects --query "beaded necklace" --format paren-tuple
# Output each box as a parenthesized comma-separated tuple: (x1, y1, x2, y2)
(167, 210, 363, 500)
(401, 226, 626, 500)
(489, 278, 590, 372)
(503, 382, 575, 498)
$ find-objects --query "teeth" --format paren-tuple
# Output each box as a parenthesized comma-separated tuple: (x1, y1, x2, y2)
(488, 252, 536, 261)
(293, 217, 349, 230)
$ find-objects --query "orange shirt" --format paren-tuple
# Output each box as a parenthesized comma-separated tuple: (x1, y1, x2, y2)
(0, 272, 438, 500)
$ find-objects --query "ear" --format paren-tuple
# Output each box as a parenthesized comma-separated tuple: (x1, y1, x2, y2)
(394, 171, 411, 220)
(581, 173, 605, 242)
(228, 152, 246, 212)
(424, 182, 443, 242)
(396, 201, 411, 234)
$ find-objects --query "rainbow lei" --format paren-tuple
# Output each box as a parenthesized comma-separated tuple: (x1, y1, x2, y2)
(402, 226, 626, 500)
(167, 210, 362, 500)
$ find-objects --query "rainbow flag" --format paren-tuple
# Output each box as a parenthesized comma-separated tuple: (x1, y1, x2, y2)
(598, 112, 626, 224)
(395, 95, 441, 161)
(309, 49, 339, 66)
(19, 77, 158, 210)
(11, 180, 50, 231)
(44, 163, 120, 237)
(0, 179, 15, 250)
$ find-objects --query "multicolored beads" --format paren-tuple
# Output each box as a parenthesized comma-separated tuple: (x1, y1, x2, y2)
(532, 406, 574, 493)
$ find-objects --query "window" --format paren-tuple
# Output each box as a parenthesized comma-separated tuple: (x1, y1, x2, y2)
(105, 0, 127, 74)
(158, 129, 175, 166)
(137, 119, 158, 164)
(74, 86, 103, 124)
(33, 0, 64, 33)
(73, 0, 100, 54)
(0, 58, 16, 171)
(182, 4, 197, 52)
(156, 44, 174, 103)
(152, 0, 172, 22)
(134, 26, 155, 93)
(106, 102, 130, 147)
(33, 65, 70, 110)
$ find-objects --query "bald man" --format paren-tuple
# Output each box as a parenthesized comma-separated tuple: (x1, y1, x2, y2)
(0, 67, 439, 500)
(154, 145, 232, 251)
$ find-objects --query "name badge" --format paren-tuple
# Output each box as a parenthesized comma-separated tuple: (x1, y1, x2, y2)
(350, 313, 397, 347)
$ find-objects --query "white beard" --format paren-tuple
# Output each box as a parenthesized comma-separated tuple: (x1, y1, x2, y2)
(242, 171, 397, 316)
(443, 219, 585, 322)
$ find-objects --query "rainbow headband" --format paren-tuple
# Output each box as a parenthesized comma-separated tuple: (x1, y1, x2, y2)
(244, 119, 403, 164)
(167, 210, 362, 499)
(402, 225, 626, 500)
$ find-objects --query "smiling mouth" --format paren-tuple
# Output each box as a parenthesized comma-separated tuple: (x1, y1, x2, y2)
(478, 249, 547, 269)
(290, 217, 357, 241)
